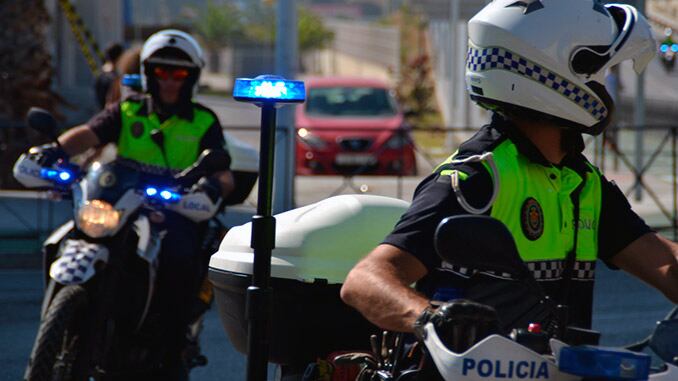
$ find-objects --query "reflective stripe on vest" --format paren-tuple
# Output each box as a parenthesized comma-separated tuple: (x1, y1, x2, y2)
(118, 100, 214, 171)
(437, 140, 602, 264)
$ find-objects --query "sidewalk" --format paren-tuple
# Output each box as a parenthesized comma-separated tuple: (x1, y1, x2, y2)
(199, 71, 232, 92)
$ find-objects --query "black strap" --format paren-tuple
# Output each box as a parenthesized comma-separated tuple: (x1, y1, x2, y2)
(559, 182, 585, 306)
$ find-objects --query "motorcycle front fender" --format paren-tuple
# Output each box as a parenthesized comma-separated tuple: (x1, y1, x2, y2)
(50, 239, 109, 285)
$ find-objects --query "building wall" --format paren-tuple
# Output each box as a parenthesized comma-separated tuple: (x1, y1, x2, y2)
(46, 0, 124, 124)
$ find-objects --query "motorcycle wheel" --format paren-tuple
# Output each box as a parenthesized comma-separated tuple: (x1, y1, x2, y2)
(24, 285, 88, 381)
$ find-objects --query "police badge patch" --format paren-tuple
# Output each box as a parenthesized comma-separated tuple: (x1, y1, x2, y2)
(521, 197, 543, 240)
(131, 121, 144, 138)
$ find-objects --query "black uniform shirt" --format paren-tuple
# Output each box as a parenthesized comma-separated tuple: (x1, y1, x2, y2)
(382, 116, 652, 328)
(87, 95, 228, 158)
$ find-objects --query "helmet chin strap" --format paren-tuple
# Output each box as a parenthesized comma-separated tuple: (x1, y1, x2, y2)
(450, 152, 500, 215)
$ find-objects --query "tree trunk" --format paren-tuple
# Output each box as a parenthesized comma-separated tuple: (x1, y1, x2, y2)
(0, 0, 61, 188)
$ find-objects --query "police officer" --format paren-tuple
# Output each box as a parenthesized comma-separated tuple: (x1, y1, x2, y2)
(33, 30, 234, 374)
(341, 0, 678, 336)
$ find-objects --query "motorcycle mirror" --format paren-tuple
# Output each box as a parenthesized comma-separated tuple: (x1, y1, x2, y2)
(26, 107, 59, 142)
(649, 306, 678, 364)
(434, 215, 531, 280)
(175, 149, 230, 187)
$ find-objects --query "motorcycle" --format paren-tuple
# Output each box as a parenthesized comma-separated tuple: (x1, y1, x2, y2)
(659, 41, 676, 72)
(338, 215, 678, 381)
(15, 108, 232, 380)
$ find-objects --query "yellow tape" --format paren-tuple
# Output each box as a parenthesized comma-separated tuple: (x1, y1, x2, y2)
(58, 0, 104, 75)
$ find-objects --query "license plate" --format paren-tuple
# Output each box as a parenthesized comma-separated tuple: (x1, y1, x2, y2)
(335, 154, 377, 166)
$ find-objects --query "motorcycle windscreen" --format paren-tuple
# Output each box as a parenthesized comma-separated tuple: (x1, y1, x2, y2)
(461, 273, 555, 333)
(82, 161, 174, 203)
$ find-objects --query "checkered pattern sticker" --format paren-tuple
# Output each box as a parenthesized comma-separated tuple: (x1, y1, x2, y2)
(50, 240, 109, 285)
(466, 45, 608, 121)
(526, 260, 595, 281)
(439, 259, 595, 282)
(440, 261, 513, 280)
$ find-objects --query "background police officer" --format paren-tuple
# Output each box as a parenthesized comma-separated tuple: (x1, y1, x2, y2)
(33, 29, 234, 375)
(341, 0, 678, 336)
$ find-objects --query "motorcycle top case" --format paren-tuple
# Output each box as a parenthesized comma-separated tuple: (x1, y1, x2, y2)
(208, 194, 409, 365)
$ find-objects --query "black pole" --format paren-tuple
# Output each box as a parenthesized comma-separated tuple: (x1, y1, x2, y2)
(246, 103, 277, 381)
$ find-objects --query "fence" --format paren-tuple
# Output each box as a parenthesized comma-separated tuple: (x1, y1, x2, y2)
(1, 125, 676, 251)
(284, 125, 678, 239)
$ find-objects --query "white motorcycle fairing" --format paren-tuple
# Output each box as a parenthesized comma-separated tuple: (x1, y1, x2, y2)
(422, 324, 580, 381)
(132, 215, 165, 331)
(49, 239, 110, 285)
(168, 191, 219, 222)
(13, 153, 52, 188)
(649, 363, 678, 380)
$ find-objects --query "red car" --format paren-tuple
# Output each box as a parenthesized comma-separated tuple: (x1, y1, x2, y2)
(295, 77, 417, 176)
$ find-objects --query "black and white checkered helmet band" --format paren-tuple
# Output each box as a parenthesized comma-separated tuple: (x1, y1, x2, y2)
(466, 45, 608, 122)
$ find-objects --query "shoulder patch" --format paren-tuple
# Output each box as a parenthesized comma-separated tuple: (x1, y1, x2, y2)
(521, 197, 544, 240)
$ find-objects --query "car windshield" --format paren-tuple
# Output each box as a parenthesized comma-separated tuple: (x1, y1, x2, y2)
(305, 87, 398, 117)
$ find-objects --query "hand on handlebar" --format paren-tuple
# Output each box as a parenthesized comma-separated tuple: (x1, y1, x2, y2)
(190, 176, 222, 204)
(29, 143, 68, 167)
(413, 299, 501, 353)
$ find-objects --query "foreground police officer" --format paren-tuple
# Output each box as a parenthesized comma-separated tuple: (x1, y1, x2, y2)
(35, 29, 234, 374)
(342, 0, 678, 335)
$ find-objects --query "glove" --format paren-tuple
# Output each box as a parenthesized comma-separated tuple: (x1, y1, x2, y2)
(191, 176, 223, 204)
(413, 299, 500, 353)
(29, 143, 68, 167)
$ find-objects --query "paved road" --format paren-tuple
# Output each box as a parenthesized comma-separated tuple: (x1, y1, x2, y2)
(2, 265, 673, 381)
(0, 269, 283, 381)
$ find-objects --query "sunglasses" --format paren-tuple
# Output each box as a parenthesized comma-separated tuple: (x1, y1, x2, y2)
(153, 66, 190, 81)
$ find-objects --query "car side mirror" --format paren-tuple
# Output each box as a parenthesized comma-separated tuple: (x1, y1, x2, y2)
(434, 215, 532, 280)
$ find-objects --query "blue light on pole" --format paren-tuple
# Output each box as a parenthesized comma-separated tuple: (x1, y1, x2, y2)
(233, 74, 306, 381)
(233, 75, 305, 104)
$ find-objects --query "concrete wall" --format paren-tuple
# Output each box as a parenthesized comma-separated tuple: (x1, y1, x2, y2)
(306, 19, 399, 83)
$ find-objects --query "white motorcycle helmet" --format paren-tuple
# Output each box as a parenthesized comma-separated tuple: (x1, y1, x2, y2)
(466, 0, 656, 135)
(140, 29, 205, 97)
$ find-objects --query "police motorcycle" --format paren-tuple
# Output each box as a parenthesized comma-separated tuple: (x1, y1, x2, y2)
(659, 28, 677, 72)
(208, 195, 677, 381)
(340, 215, 678, 381)
(14, 108, 233, 380)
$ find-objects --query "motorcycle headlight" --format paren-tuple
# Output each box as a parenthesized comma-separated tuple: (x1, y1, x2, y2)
(77, 200, 121, 238)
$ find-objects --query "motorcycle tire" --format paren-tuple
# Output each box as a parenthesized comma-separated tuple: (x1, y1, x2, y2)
(24, 285, 87, 381)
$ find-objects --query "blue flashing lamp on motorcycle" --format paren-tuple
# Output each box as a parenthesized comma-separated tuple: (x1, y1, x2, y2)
(233, 74, 305, 381)
(144, 186, 181, 203)
(40, 168, 75, 184)
(558, 346, 651, 380)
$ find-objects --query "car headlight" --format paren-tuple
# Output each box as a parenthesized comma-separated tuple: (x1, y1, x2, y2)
(297, 128, 328, 149)
(77, 200, 121, 238)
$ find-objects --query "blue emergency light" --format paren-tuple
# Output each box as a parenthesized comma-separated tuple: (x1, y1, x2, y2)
(661, 44, 670, 53)
(233, 75, 305, 104)
(41, 168, 74, 184)
(144, 187, 181, 202)
(122, 74, 142, 88)
(558, 346, 651, 380)
(672, 44, 678, 53)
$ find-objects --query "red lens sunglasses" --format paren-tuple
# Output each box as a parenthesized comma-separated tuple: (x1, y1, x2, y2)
(153, 66, 190, 81)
